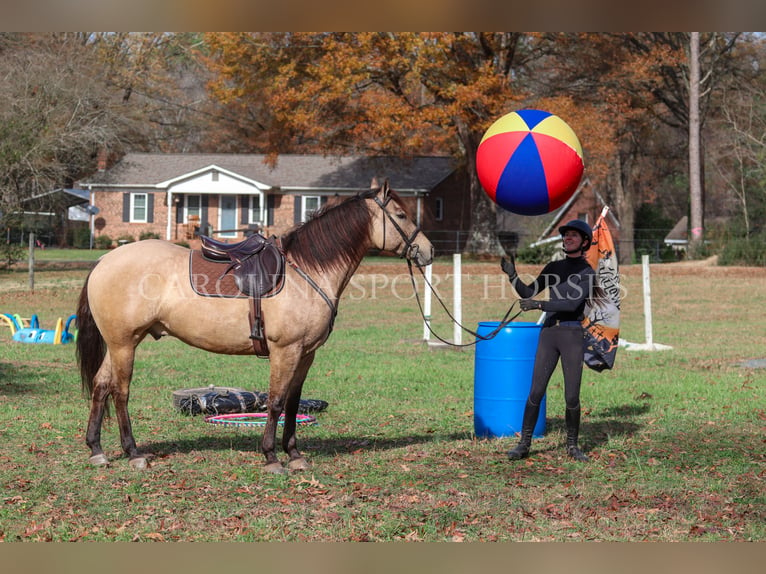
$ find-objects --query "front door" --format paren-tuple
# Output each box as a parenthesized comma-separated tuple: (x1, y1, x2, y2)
(219, 195, 237, 238)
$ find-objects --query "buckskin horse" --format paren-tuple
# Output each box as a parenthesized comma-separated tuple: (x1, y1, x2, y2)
(75, 182, 433, 474)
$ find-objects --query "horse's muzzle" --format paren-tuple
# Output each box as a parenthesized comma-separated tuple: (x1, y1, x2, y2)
(408, 243, 434, 268)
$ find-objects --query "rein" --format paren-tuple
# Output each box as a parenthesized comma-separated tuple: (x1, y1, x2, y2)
(406, 259, 523, 348)
(365, 187, 523, 347)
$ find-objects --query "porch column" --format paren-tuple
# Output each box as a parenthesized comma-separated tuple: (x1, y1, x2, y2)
(166, 190, 173, 241)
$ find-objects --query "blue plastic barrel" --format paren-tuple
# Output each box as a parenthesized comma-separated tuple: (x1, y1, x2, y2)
(473, 321, 546, 438)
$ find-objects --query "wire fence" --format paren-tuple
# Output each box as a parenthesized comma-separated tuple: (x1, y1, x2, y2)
(426, 229, 683, 264)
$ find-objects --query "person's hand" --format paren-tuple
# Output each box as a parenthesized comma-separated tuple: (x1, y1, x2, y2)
(500, 256, 517, 279)
(519, 298, 541, 312)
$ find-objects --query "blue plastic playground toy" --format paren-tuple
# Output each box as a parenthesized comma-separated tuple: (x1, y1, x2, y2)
(2, 313, 77, 344)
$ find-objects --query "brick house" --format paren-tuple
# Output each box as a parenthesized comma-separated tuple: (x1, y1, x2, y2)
(79, 153, 468, 252)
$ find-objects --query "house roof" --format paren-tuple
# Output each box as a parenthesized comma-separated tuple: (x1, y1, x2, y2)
(664, 215, 688, 244)
(81, 153, 457, 195)
(23, 188, 90, 210)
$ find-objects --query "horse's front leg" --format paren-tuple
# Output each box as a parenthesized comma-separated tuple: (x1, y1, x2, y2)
(283, 352, 315, 471)
(261, 349, 314, 474)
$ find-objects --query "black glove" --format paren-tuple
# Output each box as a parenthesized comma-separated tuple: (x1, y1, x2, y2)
(519, 298, 541, 312)
(500, 256, 517, 280)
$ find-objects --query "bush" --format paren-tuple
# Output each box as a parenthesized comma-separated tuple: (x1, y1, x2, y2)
(94, 234, 113, 249)
(516, 241, 558, 264)
(139, 231, 161, 240)
(0, 240, 26, 270)
(718, 236, 766, 266)
(70, 227, 92, 249)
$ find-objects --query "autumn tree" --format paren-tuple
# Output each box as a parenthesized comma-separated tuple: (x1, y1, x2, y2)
(202, 32, 617, 255)
(708, 36, 766, 241)
(0, 33, 218, 215)
(0, 33, 120, 214)
(87, 32, 226, 153)
(529, 33, 742, 262)
(616, 33, 740, 260)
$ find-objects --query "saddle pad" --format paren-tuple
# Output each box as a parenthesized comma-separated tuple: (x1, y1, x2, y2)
(189, 250, 247, 298)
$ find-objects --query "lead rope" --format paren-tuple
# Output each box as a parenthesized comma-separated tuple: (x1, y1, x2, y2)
(406, 259, 523, 348)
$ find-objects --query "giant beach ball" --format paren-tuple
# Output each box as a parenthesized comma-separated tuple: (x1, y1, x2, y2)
(476, 109, 584, 216)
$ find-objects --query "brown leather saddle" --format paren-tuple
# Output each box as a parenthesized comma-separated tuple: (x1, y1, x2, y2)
(191, 233, 286, 356)
(199, 233, 285, 298)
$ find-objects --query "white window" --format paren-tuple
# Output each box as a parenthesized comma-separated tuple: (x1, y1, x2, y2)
(185, 195, 201, 222)
(434, 197, 444, 221)
(301, 195, 321, 222)
(131, 193, 148, 222)
(248, 194, 263, 224)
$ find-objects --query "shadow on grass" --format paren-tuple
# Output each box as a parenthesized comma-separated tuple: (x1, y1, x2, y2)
(0, 361, 79, 396)
(544, 402, 651, 452)
(120, 402, 653, 462)
(144, 431, 471, 461)
(0, 362, 43, 396)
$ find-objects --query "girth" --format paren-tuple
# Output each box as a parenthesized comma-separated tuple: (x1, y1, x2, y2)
(191, 233, 287, 357)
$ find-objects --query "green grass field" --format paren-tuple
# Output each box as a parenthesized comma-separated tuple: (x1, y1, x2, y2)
(0, 250, 763, 541)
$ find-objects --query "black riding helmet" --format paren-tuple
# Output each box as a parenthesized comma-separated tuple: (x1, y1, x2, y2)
(558, 219, 593, 252)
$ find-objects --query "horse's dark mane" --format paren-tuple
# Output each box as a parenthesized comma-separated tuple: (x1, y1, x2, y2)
(281, 188, 405, 273)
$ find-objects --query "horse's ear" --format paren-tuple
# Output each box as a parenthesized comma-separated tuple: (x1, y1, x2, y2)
(370, 177, 379, 190)
(381, 179, 390, 199)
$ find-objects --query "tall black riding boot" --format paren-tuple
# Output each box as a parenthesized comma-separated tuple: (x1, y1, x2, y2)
(565, 405, 589, 462)
(507, 399, 540, 461)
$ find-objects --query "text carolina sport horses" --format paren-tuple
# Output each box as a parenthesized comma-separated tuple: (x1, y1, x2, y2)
(76, 182, 433, 474)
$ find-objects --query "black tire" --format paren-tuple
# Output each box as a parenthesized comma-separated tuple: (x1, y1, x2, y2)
(172, 385, 248, 411)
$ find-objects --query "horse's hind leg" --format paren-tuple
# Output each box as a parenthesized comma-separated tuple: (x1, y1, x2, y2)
(85, 353, 113, 466)
(85, 346, 146, 469)
(109, 346, 147, 469)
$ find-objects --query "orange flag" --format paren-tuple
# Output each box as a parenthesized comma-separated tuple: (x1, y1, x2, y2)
(582, 207, 621, 371)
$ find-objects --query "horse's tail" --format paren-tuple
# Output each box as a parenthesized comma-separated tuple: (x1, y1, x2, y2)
(75, 270, 106, 400)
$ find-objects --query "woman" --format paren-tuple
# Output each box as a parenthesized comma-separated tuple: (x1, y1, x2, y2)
(500, 219, 597, 462)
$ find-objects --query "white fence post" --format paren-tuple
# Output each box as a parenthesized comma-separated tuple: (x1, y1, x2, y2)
(453, 253, 462, 345)
(422, 263, 432, 341)
(642, 254, 654, 347)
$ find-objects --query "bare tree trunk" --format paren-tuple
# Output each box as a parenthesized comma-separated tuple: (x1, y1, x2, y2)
(458, 118, 503, 256)
(464, 170, 504, 256)
(688, 32, 704, 257)
(613, 154, 635, 265)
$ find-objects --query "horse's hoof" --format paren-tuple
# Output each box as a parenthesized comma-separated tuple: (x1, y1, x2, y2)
(263, 462, 287, 475)
(287, 457, 310, 471)
(89, 454, 109, 467)
(129, 457, 149, 470)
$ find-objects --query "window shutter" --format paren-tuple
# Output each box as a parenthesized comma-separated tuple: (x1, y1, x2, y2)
(267, 194, 275, 226)
(147, 194, 154, 223)
(240, 195, 248, 225)
(294, 196, 302, 224)
(122, 193, 130, 222)
(201, 195, 209, 232)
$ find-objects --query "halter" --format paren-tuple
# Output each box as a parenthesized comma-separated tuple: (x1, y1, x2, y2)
(369, 190, 422, 261)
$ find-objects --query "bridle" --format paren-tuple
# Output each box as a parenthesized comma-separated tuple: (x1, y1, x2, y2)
(369, 190, 422, 262)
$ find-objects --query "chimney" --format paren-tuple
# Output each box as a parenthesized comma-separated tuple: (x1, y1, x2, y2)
(97, 148, 108, 171)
